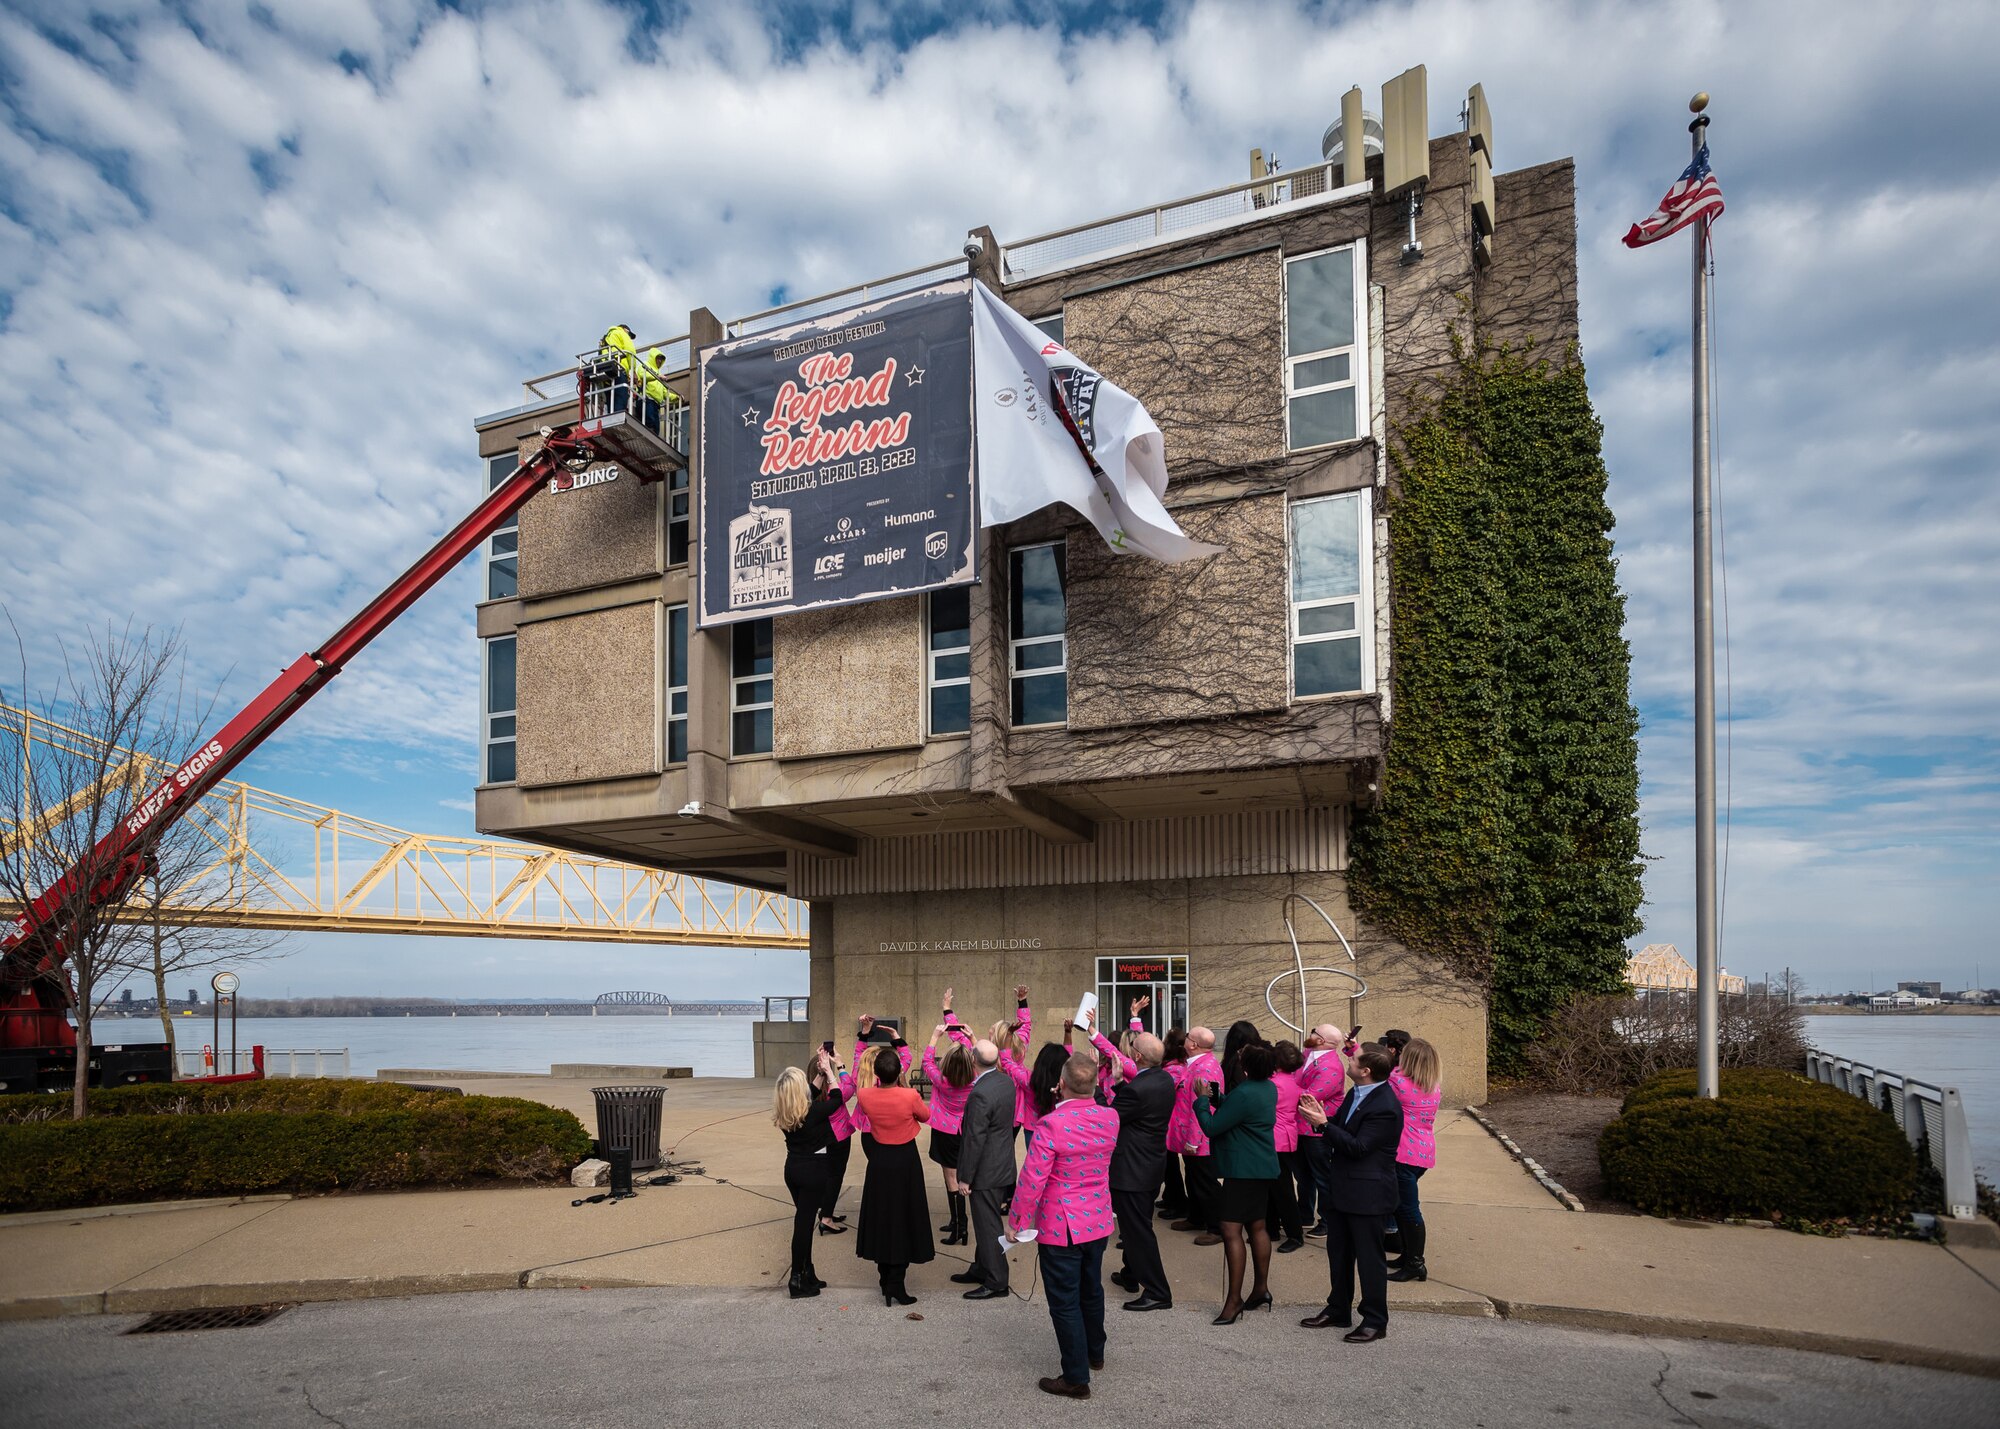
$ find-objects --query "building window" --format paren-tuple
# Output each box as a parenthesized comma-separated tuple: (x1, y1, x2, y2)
(482, 634, 516, 783)
(1096, 954, 1189, 1040)
(731, 618, 773, 756)
(927, 586, 971, 736)
(1009, 542, 1067, 727)
(1289, 490, 1372, 698)
(485, 453, 519, 599)
(667, 467, 690, 567)
(1284, 243, 1367, 450)
(1032, 313, 1064, 346)
(667, 604, 689, 764)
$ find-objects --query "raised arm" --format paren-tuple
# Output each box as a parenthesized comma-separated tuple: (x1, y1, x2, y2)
(1014, 985, 1032, 1048)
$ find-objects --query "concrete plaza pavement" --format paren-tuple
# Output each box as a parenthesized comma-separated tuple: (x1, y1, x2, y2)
(2, 1076, 1998, 1379)
(4, 1287, 1997, 1429)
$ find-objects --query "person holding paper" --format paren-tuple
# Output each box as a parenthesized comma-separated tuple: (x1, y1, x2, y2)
(953, 1038, 1018, 1300)
(1010, 1053, 1120, 1399)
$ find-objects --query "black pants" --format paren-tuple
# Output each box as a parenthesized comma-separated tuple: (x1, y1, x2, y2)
(1270, 1150, 1303, 1239)
(968, 1185, 1011, 1289)
(1184, 1153, 1221, 1232)
(1158, 1155, 1187, 1213)
(1298, 1135, 1331, 1225)
(1112, 1186, 1170, 1302)
(1323, 1208, 1390, 1330)
(819, 1136, 852, 1220)
(784, 1155, 830, 1272)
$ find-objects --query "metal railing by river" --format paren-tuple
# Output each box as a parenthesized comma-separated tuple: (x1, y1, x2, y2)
(1806, 1048, 1979, 1225)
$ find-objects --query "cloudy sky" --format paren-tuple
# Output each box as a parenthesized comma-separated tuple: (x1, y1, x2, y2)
(1, 0, 1993, 1000)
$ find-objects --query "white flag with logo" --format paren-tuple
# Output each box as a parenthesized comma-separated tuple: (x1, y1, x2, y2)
(971, 280, 1220, 562)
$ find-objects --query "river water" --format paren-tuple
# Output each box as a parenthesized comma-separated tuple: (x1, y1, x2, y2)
(133, 1014, 769, 1079)
(1803, 1014, 2000, 1180)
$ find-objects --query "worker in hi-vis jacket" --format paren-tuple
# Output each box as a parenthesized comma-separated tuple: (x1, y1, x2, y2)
(641, 348, 673, 438)
(597, 323, 638, 414)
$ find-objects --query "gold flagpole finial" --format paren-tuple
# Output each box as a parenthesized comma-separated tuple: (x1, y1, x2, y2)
(1690, 92, 1710, 114)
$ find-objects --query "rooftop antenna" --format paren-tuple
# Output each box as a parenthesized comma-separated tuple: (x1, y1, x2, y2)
(1381, 65, 1430, 263)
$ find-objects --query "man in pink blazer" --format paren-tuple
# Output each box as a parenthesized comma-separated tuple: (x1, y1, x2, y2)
(1010, 1053, 1119, 1400)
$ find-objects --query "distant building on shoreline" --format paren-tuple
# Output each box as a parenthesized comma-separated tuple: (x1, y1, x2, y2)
(1626, 943, 1747, 996)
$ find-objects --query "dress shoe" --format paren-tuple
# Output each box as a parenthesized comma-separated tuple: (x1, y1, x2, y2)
(1300, 1308, 1353, 1329)
(1169, 1219, 1200, 1232)
(1090, 1357, 1104, 1371)
(1123, 1295, 1172, 1312)
(1212, 1304, 1244, 1325)
(787, 1271, 819, 1299)
(883, 1292, 918, 1307)
(816, 1220, 847, 1236)
(1342, 1325, 1386, 1343)
(1276, 1236, 1305, 1253)
(962, 1284, 1007, 1300)
(1192, 1232, 1223, 1247)
(1387, 1259, 1428, 1282)
(1305, 1223, 1329, 1239)
(1243, 1290, 1273, 1312)
(1108, 1269, 1139, 1293)
(1038, 1377, 1090, 1399)
(949, 1269, 985, 1284)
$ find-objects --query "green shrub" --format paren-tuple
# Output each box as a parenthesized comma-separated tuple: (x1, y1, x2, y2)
(0, 1078, 459, 1124)
(0, 1093, 590, 1213)
(1599, 1069, 1915, 1226)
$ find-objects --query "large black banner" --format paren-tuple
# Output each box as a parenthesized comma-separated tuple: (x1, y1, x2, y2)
(696, 281, 975, 626)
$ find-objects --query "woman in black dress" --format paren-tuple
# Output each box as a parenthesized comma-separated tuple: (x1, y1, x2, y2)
(854, 1044, 934, 1305)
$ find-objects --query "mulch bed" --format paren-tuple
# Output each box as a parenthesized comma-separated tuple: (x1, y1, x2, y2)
(1479, 1090, 1631, 1213)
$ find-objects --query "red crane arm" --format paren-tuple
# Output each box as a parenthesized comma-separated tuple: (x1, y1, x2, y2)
(0, 427, 597, 1009)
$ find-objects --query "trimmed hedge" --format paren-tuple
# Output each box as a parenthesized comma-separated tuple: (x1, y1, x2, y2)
(0, 1078, 461, 1124)
(0, 1086, 590, 1213)
(1599, 1068, 1915, 1227)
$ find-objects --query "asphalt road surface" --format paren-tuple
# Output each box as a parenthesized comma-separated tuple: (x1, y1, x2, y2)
(1, 1288, 1994, 1427)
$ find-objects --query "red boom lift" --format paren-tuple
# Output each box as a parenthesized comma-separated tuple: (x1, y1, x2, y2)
(0, 383, 682, 1093)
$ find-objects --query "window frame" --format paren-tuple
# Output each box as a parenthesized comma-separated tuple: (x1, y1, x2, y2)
(730, 617, 774, 758)
(484, 453, 520, 600)
(1008, 540, 1069, 730)
(666, 466, 691, 568)
(1288, 488, 1375, 702)
(925, 587, 972, 738)
(1282, 240, 1370, 453)
(1031, 312, 1064, 346)
(481, 633, 517, 785)
(666, 603, 689, 765)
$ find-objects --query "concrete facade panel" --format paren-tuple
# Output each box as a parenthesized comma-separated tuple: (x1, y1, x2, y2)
(516, 602, 659, 788)
(1067, 493, 1290, 730)
(772, 596, 922, 760)
(517, 460, 661, 599)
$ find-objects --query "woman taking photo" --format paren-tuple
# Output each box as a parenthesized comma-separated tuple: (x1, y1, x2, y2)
(1023, 1041, 1070, 1150)
(1269, 1041, 1308, 1253)
(1387, 1036, 1444, 1282)
(1156, 1027, 1191, 1220)
(855, 1043, 935, 1305)
(773, 1051, 845, 1298)
(1189, 1040, 1280, 1324)
(924, 998, 977, 1246)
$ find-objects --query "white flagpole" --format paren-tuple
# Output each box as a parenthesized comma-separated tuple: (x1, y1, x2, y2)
(1689, 92, 1720, 1099)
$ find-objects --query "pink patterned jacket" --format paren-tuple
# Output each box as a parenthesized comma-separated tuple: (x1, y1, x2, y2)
(1271, 1069, 1303, 1154)
(922, 1023, 977, 1134)
(842, 1038, 913, 1138)
(1389, 1067, 1442, 1169)
(1070, 1021, 1142, 1090)
(1009, 1096, 1120, 1246)
(1295, 1045, 1350, 1140)
(999, 1003, 1035, 1128)
(1167, 1050, 1223, 1155)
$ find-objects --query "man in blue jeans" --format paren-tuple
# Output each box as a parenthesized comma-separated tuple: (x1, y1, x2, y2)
(1009, 1055, 1120, 1398)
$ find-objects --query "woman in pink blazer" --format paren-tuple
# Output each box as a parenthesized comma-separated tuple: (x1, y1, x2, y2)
(1387, 1036, 1444, 1282)
(985, 984, 1035, 1129)
(1268, 1041, 1307, 1251)
(924, 992, 978, 1245)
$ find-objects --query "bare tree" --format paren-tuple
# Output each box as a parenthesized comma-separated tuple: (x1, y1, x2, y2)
(0, 619, 271, 1116)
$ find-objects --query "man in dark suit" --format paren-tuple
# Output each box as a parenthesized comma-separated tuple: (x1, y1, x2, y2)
(1299, 1042, 1405, 1342)
(954, 1038, 1018, 1300)
(1105, 1032, 1175, 1310)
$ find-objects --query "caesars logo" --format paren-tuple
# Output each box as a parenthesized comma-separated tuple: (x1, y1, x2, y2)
(924, 530, 950, 561)
(823, 515, 867, 545)
(813, 552, 845, 579)
(548, 464, 619, 494)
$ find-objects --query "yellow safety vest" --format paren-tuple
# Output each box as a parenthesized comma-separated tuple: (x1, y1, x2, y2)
(642, 351, 670, 405)
(599, 326, 637, 375)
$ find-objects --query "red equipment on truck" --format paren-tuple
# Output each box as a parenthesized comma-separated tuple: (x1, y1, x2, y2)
(0, 387, 682, 1093)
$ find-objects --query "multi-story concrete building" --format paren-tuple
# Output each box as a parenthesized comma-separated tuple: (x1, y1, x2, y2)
(473, 80, 1583, 1102)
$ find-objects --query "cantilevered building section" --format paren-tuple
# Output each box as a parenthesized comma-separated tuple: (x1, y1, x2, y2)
(473, 72, 1583, 1101)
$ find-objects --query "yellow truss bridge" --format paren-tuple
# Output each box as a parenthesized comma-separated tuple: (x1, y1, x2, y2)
(1, 701, 808, 948)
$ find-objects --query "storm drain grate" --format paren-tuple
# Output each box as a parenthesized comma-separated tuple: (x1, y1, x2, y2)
(126, 1303, 294, 1334)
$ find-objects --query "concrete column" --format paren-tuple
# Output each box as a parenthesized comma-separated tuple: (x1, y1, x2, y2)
(684, 306, 733, 806)
(967, 528, 1007, 795)
(808, 900, 836, 1049)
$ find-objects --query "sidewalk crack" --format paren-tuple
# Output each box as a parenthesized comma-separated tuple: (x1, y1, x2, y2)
(1648, 1345, 1701, 1427)
(105, 1198, 290, 1293)
(301, 1382, 347, 1429)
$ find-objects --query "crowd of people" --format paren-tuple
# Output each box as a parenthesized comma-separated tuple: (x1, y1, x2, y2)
(771, 984, 1444, 1400)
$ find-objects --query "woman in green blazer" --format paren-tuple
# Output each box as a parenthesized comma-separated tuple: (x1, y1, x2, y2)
(1190, 1040, 1280, 1324)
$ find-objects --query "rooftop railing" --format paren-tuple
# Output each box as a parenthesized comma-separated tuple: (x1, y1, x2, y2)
(1806, 1049, 1980, 1223)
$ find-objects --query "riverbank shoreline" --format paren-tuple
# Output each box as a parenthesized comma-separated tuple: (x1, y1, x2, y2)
(1804, 1005, 2000, 1015)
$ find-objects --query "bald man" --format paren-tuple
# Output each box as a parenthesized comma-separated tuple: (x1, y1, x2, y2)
(1106, 1032, 1175, 1309)
(955, 1038, 1017, 1298)
(1296, 1023, 1352, 1238)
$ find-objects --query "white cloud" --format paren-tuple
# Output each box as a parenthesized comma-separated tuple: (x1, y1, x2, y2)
(1, 0, 1994, 997)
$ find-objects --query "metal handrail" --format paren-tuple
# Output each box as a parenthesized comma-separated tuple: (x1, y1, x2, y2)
(523, 333, 693, 402)
(724, 255, 968, 338)
(1806, 1049, 1978, 1222)
(1265, 892, 1368, 1036)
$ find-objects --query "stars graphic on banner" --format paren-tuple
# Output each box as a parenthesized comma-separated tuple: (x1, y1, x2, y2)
(741, 406, 760, 427)
(904, 366, 925, 386)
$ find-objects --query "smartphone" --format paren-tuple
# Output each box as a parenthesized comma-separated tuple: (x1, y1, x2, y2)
(821, 1040, 836, 1055)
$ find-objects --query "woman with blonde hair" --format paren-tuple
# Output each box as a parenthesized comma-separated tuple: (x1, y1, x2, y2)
(1386, 1035, 1443, 1283)
(774, 1049, 846, 1298)
(985, 983, 1034, 1133)
(925, 989, 979, 1245)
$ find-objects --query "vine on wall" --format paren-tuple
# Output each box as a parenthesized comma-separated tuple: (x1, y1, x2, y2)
(1352, 341, 1644, 1071)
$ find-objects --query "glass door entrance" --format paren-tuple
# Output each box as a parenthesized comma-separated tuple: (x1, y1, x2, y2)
(1096, 955, 1190, 1038)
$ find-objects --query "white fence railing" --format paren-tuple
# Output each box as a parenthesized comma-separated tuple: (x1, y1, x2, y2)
(176, 1048, 350, 1080)
(1806, 1049, 1979, 1222)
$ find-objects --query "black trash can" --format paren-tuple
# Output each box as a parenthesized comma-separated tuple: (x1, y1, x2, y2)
(591, 1085, 666, 1171)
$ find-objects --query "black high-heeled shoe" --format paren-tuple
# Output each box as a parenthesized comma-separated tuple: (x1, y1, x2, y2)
(1212, 1303, 1244, 1325)
(883, 1291, 917, 1306)
(1244, 1290, 1273, 1312)
(817, 1219, 847, 1236)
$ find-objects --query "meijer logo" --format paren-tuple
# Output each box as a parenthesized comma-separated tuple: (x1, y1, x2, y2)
(862, 546, 907, 568)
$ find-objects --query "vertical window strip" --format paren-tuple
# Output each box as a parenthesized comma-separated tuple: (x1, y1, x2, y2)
(1288, 490, 1373, 699)
(485, 454, 519, 599)
(926, 587, 972, 736)
(1283, 242, 1368, 451)
(731, 617, 774, 757)
(482, 633, 516, 783)
(667, 604, 689, 763)
(1008, 541, 1068, 728)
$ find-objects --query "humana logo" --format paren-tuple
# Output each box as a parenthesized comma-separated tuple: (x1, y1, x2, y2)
(883, 509, 936, 528)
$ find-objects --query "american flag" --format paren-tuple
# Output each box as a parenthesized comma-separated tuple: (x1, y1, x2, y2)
(1622, 144, 1725, 248)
